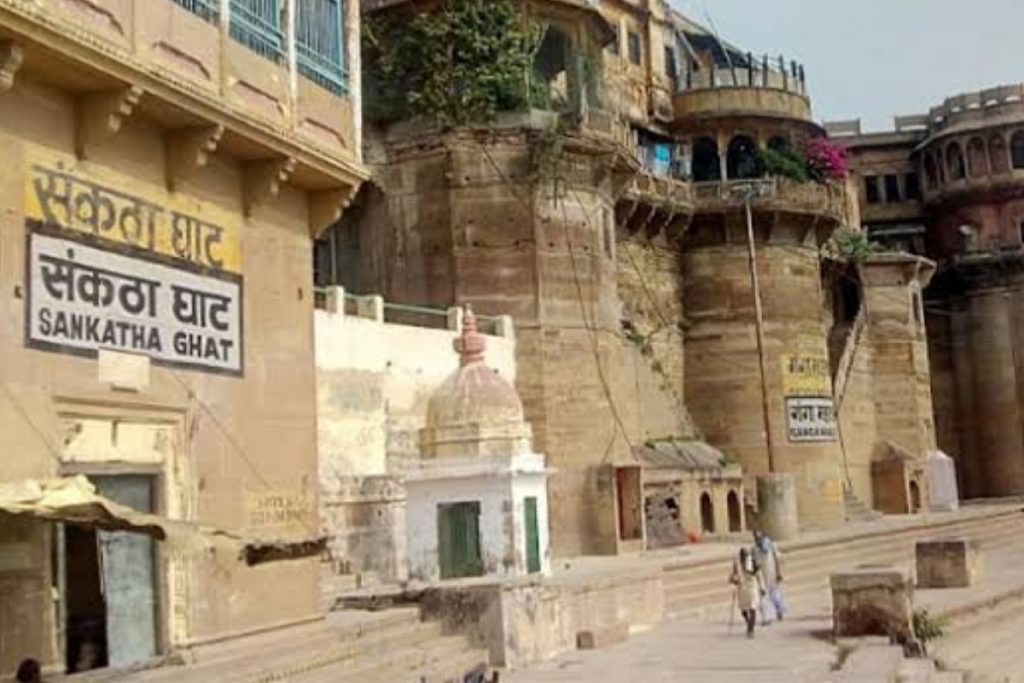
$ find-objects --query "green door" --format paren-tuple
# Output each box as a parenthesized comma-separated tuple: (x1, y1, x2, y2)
(524, 497, 541, 574)
(437, 502, 483, 579)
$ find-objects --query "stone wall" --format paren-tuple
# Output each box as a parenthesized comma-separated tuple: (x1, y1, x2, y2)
(331, 122, 698, 557)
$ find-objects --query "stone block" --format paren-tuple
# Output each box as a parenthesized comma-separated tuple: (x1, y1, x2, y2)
(831, 567, 914, 640)
(576, 622, 629, 650)
(915, 539, 981, 589)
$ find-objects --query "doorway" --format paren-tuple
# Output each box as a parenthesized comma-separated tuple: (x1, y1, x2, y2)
(909, 480, 922, 514)
(700, 492, 715, 534)
(524, 497, 541, 574)
(615, 467, 643, 541)
(437, 501, 484, 580)
(64, 475, 159, 673)
(727, 490, 742, 533)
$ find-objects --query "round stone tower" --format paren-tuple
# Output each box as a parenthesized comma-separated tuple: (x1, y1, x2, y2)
(673, 59, 849, 528)
(918, 85, 1024, 498)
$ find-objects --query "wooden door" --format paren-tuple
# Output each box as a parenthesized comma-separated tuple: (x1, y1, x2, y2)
(437, 501, 483, 579)
(524, 497, 541, 574)
(93, 475, 159, 668)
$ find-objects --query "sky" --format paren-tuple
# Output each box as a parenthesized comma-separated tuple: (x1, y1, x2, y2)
(669, 0, 1023, 132)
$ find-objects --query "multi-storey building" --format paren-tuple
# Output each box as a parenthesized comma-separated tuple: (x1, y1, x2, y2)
(0, 0, 365, 676)
(839, 84, 1024, 502)
(320, 0, 939, 560)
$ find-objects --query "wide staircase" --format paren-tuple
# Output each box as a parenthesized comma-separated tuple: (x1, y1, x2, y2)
(113, 606, 489, 683)
(661, 507, 1024, 621)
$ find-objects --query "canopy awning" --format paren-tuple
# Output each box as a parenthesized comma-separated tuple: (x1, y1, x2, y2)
(0, 476, 324, 565)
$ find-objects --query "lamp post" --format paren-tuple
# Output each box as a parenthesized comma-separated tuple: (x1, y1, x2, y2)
(731, 180, 777, 473)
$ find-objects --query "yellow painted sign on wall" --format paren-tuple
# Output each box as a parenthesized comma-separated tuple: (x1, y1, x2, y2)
(25, 152, 241, 273)
(780, 353, 832, 397)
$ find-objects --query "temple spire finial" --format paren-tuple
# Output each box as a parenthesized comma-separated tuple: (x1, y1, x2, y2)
(453, 304, 486, 366)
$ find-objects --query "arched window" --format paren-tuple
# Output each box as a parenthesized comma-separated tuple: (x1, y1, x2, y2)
(937, 152, 947, 184)
(1011, 131, 1024, 169)
(967, 137, 988, 178)
(699, 492, 715, 534)
(692, 136, 721, 182)
(924, 154, 938, 189)
(727, 490, 742, 532)
(946, 142, 966, 180)
(767, 135, 790, 153)
(990, 133, 1009, 174)
(727, 135, 762, 180)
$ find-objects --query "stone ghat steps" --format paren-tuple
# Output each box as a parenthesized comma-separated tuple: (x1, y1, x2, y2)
(661, 512, 1024, 600)
(662, 511, 1024, 589)
(288, 635, 488, 683)
(120, 607, 488, 683)
(935, 594, 1024, 682)
(664, 514, 1024, 619)
(260, 632, 485, 683)
(666, 516, 1024, 618)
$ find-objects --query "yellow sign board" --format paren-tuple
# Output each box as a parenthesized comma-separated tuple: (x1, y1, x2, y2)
(780, 353, 831, 397)
(25, 151, 241, 273)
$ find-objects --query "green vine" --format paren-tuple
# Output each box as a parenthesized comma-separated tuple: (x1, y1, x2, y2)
(363, 0, 547, 125)
(827, 226, 885, 263)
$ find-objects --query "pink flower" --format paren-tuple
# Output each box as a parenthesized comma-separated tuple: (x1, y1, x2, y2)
(806, 137, 849, 182)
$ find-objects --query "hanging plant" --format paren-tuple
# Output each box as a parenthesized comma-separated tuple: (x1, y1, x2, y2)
(363, 0, 547, 125)
(806, 137, 850, 182)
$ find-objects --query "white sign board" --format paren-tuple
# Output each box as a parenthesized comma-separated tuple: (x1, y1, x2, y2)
(27, 227, 243, 375)
(785, 396, 837, 443)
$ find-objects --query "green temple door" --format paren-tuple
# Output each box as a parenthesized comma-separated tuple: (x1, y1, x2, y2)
(524, 497, 541, 574)
(437, 501, 483, 579)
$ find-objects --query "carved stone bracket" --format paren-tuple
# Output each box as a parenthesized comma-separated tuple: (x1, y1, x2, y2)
(165, 125, 225, 191)
(242, 157, 296, 216)
(0, 41, 24, 92)
(309, 185, 359, 238)
(76, 86, 143, 158)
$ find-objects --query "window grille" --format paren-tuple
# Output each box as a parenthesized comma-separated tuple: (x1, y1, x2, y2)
(170, 0, 219, 23)
(230, 0, 284, 61)
(296, 0, 348, 94)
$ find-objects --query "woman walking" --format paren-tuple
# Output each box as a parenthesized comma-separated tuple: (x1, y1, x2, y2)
(729, 547, 765, 639)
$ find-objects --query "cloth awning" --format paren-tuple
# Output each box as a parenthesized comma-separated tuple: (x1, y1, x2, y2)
(0, 476, 324, 565)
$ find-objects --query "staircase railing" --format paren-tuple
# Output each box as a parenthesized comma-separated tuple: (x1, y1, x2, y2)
(833, 307, 867, 413)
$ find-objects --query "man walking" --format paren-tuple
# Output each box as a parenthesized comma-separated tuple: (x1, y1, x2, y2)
(752, 530, 785, 625)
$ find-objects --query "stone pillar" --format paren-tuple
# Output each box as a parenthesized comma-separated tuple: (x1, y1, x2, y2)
(859, 254, 938, 458)
(683, 219, 845, 529)
(756, 473, 798, 540)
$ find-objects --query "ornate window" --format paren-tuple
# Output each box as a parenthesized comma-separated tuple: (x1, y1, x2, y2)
(946, 142, 966, 180)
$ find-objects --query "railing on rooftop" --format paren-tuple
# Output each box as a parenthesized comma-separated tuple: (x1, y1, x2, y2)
(313, 288, 507, 337)
(677, 54, 807, 96)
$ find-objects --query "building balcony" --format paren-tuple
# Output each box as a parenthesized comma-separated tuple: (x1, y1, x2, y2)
(672, 61, 813, 125)
(691, 178, 846, 224)
(615, 170, 694, 243)
(0, 0, 365, 232)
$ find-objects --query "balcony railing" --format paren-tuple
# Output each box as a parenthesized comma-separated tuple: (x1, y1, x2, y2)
(230, 0, 285, 61)
(297, 0, 348, 94)
(171, 0, 219, 22)
(692, 178, 845, 220)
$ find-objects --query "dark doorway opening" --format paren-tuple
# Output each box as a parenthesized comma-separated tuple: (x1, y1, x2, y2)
(909, 480, 922, 514)
(700, 492, 715, 534)
(727, 490, 742, 532)
(64, 475, 159, 674)
(437, 501, 484, 579)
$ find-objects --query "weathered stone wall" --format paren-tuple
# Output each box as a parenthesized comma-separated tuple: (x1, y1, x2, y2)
(332, 123, 698, 556)
(682, 236, 846, 528)
(927, 280, 1024, 498)
(0, 79, 325, 673)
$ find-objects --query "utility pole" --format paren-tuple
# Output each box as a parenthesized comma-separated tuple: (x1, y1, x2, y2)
(734, 181, 776, 473)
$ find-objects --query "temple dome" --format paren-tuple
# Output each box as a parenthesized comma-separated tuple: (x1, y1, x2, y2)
(420, 306, 532, 459)
(425, 307, 523, 430)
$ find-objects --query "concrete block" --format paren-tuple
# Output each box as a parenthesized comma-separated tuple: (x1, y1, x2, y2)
(915, 539, 981, 589)
(831, 567, 914, 640)
(576, 622, 629, 650)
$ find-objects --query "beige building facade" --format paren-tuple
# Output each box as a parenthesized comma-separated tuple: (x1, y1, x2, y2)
(0, 0, 365, 677)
